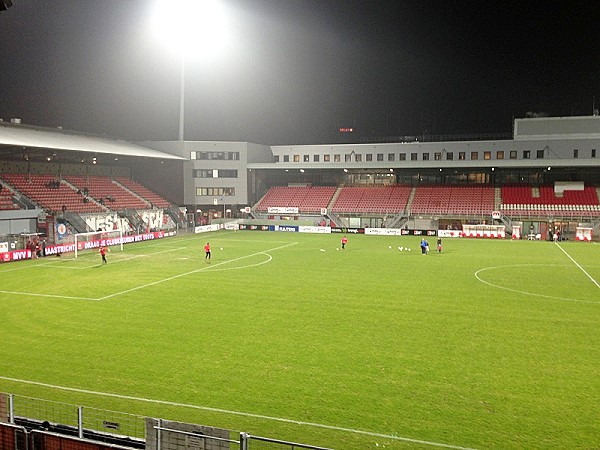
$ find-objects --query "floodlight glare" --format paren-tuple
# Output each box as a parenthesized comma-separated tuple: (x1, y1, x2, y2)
(151, 0, 231, 59)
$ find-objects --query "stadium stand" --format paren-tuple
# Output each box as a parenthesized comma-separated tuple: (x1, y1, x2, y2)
(1, 173, 106, 213)
(255, 186, 336, 212)
(0, 183, 18, 210)
(331, 185, 412, 214)
(409, 185, 495, 216)
(114, 177, 171, 208)
(500, 184, 600, 217)
(63, 175, 150, 211)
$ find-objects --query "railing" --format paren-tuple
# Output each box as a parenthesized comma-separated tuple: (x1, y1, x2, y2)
(2, 394, 333, 450)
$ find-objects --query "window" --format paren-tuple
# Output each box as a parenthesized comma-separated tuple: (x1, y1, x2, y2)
(196, 187, 235, 196)
(303, 155, 310, 162)
(536, 149, 545, 159)
(399, 153, 406, 161)
(324, 154, 330, 162)
(366, 154, 373, 162)
(388, 153, 395, 161)
(293, 155, 300, 162)
(422, 153, 429, 161)
(471, 152, 478, 160)
(274, 155, 280, 163)
(193, 169, 238, 178)
(313, 155, 320, 162)
(573, 149, 579, 158)
(355, 154, 362, 162)
(411, 153, 418, 161)
(218, 170, 237, 178)
(377, 153, 384, 161)
(459, 152, 466, 160)
(283, 155, 289, 162)
(592, 149, 597, 158)
(446, 152, 453, 160)
(345, 154, 352, 162)
(496, 151, 504, 160)
(334, 154, 341, 162)
(193, 152, 240, 160)
(434, 152, 441, 161)
(510, 151, 517, 159)
(484, 151, 491, 160)
(523, 150, 530, 159)
(193, 169, 213, 178)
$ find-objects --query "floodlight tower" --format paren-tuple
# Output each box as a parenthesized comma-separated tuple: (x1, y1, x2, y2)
(150, 0, 230, 141)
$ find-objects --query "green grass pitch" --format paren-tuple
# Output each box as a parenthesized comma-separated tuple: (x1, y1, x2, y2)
(1, 231, 599, 449)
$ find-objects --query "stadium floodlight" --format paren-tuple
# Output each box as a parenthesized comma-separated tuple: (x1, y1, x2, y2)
(150, 0, 232, 141)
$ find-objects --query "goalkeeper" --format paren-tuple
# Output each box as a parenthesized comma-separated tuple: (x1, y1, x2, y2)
(99, 246, 109, 264)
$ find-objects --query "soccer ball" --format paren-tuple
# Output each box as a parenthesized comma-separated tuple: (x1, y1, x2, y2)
(398, 246, 403, 251)
(336, 248, 339, 251)
(220, 247, 223, 250)
(388, 245, 392, 249)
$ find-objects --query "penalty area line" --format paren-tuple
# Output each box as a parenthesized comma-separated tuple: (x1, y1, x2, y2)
(96, 242, 298, 300)
(0, 376, 478, 450)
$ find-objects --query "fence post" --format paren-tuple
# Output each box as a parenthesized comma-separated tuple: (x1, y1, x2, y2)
(77, 406, 83, 438)
(240, 431, 249, 450)
(8, 394, 14, 424)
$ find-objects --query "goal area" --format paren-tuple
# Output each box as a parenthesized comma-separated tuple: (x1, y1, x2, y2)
(74, 230, 124, 258)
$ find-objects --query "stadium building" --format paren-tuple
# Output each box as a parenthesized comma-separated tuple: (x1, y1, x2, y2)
(1, 113, 600, 253)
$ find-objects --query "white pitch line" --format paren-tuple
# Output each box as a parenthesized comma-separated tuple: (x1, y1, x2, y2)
(0, 290, 97, 301)
(96, 242, 297, 300)
(0, 376, 478, 450)
(555, 242, 600, 289)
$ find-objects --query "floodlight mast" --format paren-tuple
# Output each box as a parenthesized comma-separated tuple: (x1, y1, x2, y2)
(178, 55, 185, 141)
(150, 0, 231, 141)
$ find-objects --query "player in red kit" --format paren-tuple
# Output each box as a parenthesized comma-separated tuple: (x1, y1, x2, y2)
(204, 242, 211, 261)
(99, 246, 108, 264)
(341, 236, 348, 250)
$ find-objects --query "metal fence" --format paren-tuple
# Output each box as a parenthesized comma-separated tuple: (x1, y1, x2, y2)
(1, 393, 333, 450)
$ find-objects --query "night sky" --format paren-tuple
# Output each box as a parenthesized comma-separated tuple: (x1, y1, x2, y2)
(1, 1, 599, 145)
